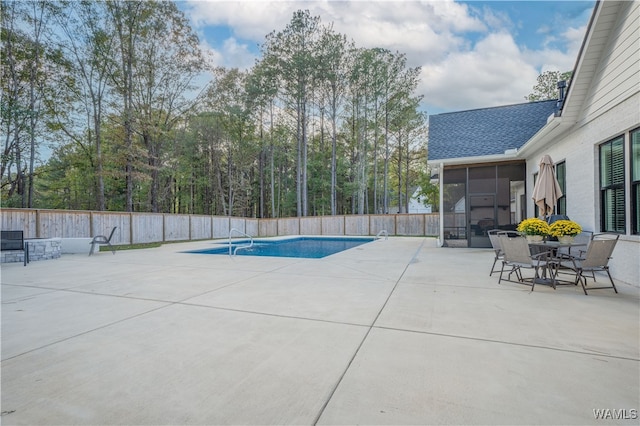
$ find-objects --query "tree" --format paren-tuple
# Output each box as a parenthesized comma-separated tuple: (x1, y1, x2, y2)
(315, 28, 351, 215)
(414, 170, 439, 212)
(246, 57, 279, 217)
(1, 0, 69, 207)
(260, 10, 323, 217)
(525, 70, 572, 101)
(201, 68, 258, 216)
(389, 95, 426, 213)
(9, 2, 429, 217)
(131, 1, 205, 213)
(104, 0, 144, 212)
(52, 0, 115, 211)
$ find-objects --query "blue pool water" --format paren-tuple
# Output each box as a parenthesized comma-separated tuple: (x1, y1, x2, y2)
(185, 237, 375, 258)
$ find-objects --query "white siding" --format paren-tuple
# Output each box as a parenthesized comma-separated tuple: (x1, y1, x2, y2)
(524, 0, 640, 287)
(580, 1, 640, 124)
(527, 91, 639, 285)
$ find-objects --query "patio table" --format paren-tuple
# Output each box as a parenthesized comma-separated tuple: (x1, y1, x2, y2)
(527, 241, 587, 288)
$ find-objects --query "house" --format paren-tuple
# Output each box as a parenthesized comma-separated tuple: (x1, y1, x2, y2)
(428, 0, 639, 285)
(387, 188, 433, 214)
(429, 100, 558, 248)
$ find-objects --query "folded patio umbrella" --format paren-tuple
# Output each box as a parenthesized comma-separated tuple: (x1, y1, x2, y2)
(532, 154, 563, 218)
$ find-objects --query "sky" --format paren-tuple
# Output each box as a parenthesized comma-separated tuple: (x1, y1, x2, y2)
(178, 0, 595, 115)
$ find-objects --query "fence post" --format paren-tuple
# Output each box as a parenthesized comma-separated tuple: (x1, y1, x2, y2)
(35, 209, 41, 238)
(129, 212, 133, 245)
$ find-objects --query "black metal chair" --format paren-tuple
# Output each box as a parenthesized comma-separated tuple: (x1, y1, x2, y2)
(545, 214, 570, 225)
(89, 227, 117, 256)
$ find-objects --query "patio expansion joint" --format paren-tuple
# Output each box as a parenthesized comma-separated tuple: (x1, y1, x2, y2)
(311, 238, 428, 426)
(371, 324, 640, 362)
(1, 302, 174, 363)
(18, 285, 187, 305)
(174, 301, 373, 329)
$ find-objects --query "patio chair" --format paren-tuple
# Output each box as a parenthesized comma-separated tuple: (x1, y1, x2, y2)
(545, 214, 570, 225)
(556, 230, 594, 280)
(488, 230, 520, 276)
(498, 233, 555, 290)
(89, 226, 117, 256)
(558, 230, 593, 257)
(488, 230, 503, 276)
(557, 233, 619, 295)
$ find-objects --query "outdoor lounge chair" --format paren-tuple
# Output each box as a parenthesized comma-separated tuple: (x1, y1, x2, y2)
(498, 233, 555, 290)
(89, 226, 117, 256)
(557, 233, 619, 295)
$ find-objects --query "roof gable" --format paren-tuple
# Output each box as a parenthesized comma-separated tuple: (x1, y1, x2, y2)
(518, 1, 637, 156)
(428, 100, 557, 161)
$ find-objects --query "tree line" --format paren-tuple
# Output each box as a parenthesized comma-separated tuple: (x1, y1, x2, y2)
(1, 0, 429, 217)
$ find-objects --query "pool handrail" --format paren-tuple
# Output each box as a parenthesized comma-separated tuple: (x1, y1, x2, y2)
(229, 228, 254, 256)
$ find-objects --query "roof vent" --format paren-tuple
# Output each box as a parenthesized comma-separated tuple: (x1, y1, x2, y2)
(504, 148, 518, 155)
(555, 80, 567, 116)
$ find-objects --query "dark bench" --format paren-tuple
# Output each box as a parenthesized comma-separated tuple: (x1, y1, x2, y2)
(1, 230, 28, 266)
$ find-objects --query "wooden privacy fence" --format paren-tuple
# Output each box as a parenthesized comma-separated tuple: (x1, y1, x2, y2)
(0, 208, 439, 246)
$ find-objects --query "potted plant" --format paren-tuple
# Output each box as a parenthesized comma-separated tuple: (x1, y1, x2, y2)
(516, 218, 550, 242)
(549, 220, 582, 244)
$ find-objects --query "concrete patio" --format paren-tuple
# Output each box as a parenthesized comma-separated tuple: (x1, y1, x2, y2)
(1, 237, 638, 425)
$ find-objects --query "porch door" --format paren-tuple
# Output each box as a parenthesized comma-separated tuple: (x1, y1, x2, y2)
(469, 194, 495, 248)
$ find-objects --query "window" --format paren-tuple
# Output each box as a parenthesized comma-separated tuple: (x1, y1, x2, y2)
(632, 128, 640, 234)
(600, 136, 625, 233)
(556, 161, 566, 215)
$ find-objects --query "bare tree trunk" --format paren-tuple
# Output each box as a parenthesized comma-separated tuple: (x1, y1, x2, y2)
(384, 112, 390, 214)
(373, 103, 379, 213)
(270, 102, 276, 218)
(94, 106, 105, 210)
(296, 98, 302, 217)
(397, 134, 402, 213)
(27, 1, 45, 208)
(405, 137, 410, 214)
(301, 100, 308, 217)
(258, 108, 265, 218)
(330, 95, 337, 216)
(109, 0, 140, 212)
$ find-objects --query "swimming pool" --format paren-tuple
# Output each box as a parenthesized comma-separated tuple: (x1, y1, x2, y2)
(184, 236, 376, 258)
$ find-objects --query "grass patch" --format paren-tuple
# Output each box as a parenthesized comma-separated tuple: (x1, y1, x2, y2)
(101, 242, 162, 252)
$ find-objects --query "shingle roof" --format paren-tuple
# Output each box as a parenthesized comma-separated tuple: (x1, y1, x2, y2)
(428, 100, 558, 161)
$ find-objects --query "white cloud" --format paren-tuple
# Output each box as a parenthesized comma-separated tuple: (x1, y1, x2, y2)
(183, 0, 591, 113)
(325, 1, 484, 66)
(420, 32, 540, 111)
(218, 38, 256, 69)
(186, 0, 301, 40)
